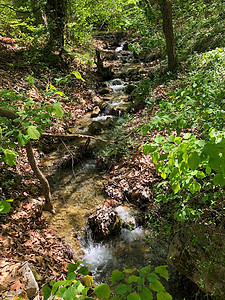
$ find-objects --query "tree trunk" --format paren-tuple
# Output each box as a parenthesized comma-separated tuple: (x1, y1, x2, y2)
(45, 0, 67, 50)
(25, 141, 54, 213)
(0, 107, 54, 213)
(158, 0, 178, 72)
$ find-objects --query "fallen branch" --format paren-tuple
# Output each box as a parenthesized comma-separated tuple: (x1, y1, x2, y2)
(42, 132, 115, 143)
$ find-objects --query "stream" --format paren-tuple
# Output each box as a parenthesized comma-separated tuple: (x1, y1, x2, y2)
(43, 40, 206, 299)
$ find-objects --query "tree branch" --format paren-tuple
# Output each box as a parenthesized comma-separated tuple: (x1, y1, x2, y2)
(42, 132, 115, 143)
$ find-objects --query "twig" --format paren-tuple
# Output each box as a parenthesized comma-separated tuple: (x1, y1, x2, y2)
(60, 140, 76, 180)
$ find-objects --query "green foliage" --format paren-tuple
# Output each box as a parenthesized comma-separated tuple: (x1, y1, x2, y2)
(42, 263, 171, 299)
(141, 48, 225, 222)
(0, 199, 13, 214)
(0, 87, 64, 167)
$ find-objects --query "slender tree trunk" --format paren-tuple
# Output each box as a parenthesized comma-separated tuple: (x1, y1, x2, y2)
(158, 0, 178, 71)
(25, 141, 54, 213)
(0, 107, 54, 213)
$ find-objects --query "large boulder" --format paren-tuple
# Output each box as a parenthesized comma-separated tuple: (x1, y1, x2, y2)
(88, 205, 122, 241)
(168, 223, 225, 299)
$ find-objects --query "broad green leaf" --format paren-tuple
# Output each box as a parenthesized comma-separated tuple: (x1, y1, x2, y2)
(127, 275, 139, 284)
(209, 156, 222, 171)
(140, 265, 151, 277)
(196, 171, 205, 179)
(213, 173, 225, 186)
(168, 135, 175, 142)
(110, 297, 121, 300)
(183, 133, 192, 139)
(154, 266, 169, 281)
(140, 287, 153, 300)
(52, 280, 67, 295)
(143, 144, 157, 155)
(42, 285, 51, 300)
(72, 281, 85, 294)
(78, 266, 89, 275)
(55, 287, 67, 297)
(189, 182, 201, 194)
(94, 284, 111, 299)
(53, 103, 64, 118)
(146, 273, 159, 283)
(123, 269, 133, 273)
(0, 201, 11, 214)
(67, 272, 76, 280)
(17, 132, 30, 146)
(171, 182, 181, 194)
(155, 135, 164, 143)
(111, 270, 125, 284)
(188, 152, 200, 171)
(149, 280, 165, 293)
(115, 283, 130, 295)
(157, 291, 172, 300)
(63, 286, 78, 300)
(27, 126, 41, 140)
(3, 149, 17, 166)
(68, 263, 79, 273)
(127, 293, 141, 300)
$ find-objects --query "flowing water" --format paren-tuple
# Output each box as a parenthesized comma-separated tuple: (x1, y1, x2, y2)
(43, 41, 205, 299)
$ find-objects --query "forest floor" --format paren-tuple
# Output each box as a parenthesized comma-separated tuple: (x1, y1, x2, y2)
(0, 34, 170, 298)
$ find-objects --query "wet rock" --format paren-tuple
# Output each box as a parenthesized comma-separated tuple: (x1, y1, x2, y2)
(88, 120, 103, 135)
(168, 223, 225, 298)
(91, 106, 101, 118)
(88, 117, 115, 135)
(88, 205, 122, 240)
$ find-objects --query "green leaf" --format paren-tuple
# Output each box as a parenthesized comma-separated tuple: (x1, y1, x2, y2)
(115, 283, 130, 295)
(155, 135, 164, 143)
(123, 269, 133, 273)
(140, 287, 153, 300)
(213, 173, 225, 186)
(157, 291, 172, 300)
(142, 124, 150, 135)
(53, 103, 64, 118)
(168, 135, 175, 142)
(27, 126, 41, 140)
(52, 280, 67, 295)
(188, 152, 201, 171)
(127, 293, 141, 300)
(205, 166, 211, 175)
(149, 280, 165, 293)
(127, 275, 140, 284)
(67, 272, 76, 281)
(154, 266, 169, 281)
(146, 273, 159, 283)
(78, 266, 89, 275)
(171, 182, 181, 194)
(68, 263, 79, 273)
(55, 287, 67, 297)
(0, 201, 11, 214)
(140, 265, 151, 277)
(3, 149, 17, 166)
(143, 144, 157, 155)
(72, 71, 85, 81)
(17, 132, 30, 146)
(183, 133, 192, 139)
(189, 182, 201, 194)
(63, 286, 78, 300)
(42, 285, 51, 300)
(94, 284, 111, 299)
(111, 270, 125, 284)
